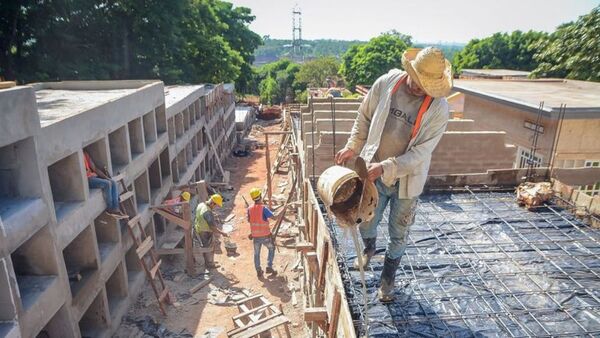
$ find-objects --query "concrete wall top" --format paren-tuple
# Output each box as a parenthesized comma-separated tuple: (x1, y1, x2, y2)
(37, 81, 165, 165)
(165, 85, 205, 117)
(0, 86, 40, 147)
(30, 80, 160, 91)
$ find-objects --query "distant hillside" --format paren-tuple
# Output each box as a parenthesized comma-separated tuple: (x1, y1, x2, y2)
(254, 39, 364, 65)
(254, 38, 465, 65)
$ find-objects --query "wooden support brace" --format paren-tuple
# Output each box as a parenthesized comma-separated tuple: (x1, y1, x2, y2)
(306, 251, 318, 274)
(295, 242, 314, 253)
(317, 242, 329, 290)
(304, 307, 328, 322)
(327, 291, 342, 338)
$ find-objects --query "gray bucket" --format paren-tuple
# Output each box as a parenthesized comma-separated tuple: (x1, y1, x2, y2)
(317, 165, 378, 227)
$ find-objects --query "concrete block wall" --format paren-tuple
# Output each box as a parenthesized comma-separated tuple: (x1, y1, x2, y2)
(0, 81, 236, 338)
(301, 97, 518, 178)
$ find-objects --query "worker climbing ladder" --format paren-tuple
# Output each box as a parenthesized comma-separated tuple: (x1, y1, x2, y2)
(113, 174, 172, 315)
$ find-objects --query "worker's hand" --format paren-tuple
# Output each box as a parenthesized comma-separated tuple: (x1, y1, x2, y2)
(247, 234, 253, 240)
(335, 147, 355, 165)
(367, 162, 383, 182)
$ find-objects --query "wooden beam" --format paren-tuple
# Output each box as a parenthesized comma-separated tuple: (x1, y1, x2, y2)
(262, 131, 292, 135)
(227, 313, 282, 337)
(317, 242, 329, 291)
(327, 291, 342, 338)
(304, 307, 328, 322)
(306, 251, 318, 274)
(229, 315, 290, 338)
(190, 276, 213, 293)
(295, 242, 314, 253)
(265, 134, 272, 208)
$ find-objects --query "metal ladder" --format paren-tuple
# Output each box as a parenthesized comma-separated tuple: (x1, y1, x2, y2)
(114, 174, 171, 315)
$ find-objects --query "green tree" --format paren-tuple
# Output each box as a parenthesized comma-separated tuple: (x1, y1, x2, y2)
(339, 32, 410, 88)
(532, 6, 600, 81)
(295, 56, 340, 87)
(453, 30, 548, 73)
(0, 0, 262, 86)
(256, 58, 303, 104)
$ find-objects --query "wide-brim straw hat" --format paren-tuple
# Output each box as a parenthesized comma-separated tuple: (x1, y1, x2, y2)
(401, 47, 453, 98)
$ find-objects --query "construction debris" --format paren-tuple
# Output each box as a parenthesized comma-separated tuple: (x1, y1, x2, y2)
(517, 181, 554, 208)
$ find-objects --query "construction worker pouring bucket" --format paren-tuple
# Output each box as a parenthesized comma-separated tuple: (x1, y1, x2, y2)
(247, 188, 277, 278)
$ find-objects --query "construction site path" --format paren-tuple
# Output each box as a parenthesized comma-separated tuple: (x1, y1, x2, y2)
(114, 122, 304, 338)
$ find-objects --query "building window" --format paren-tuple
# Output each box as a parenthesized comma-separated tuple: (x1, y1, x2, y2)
(579, 160, 600, 196)
(515, 147, 543, 168)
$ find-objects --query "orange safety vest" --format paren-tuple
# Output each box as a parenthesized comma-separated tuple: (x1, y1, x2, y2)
(83, 152, 97, 178)
(391, 75, 433, 140)
(248, 204, 271, 238)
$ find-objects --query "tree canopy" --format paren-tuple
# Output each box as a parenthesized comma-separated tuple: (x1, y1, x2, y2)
(453, 30, 548, 73)
(0, 0, 262, 89)
(339, 32, 411, 88)
(295, 56, 340, 88)
(531, 6, 600, 81)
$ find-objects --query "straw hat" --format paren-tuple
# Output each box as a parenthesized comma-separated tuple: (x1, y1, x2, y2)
(401, 47, 453, 98)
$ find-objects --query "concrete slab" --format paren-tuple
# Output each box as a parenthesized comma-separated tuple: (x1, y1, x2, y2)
(454, 79, 600, 116)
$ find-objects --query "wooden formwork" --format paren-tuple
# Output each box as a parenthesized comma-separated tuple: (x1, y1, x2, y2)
(289, 107, 357, 337)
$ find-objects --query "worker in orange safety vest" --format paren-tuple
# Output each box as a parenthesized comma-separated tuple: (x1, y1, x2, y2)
(247, 188, 276, 278)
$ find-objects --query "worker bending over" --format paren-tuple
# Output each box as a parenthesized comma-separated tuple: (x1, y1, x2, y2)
(335, 47, 452, 302)
(83, 151, 124, 217)
(247, 188, 276, 278)
(194, 194, 228, 269)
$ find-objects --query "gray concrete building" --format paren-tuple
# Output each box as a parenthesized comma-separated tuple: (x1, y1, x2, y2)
(0, 80, 236, 337)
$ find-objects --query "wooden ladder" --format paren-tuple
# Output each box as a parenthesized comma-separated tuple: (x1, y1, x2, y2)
(114, 174, 171, 315)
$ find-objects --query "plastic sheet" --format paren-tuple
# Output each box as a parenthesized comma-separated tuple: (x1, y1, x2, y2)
(327, 191, 600, 337)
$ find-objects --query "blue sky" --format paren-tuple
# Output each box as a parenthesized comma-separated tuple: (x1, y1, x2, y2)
(226, 0, 599, 43)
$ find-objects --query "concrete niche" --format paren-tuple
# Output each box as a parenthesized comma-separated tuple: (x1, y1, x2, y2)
(47, 152, 85, 218)
(127, 118, 145, 158)
(105, 262, 127, 319)
(133, 171, 150, 211)
(78, 290, 109, 337)
(142, 111, 157, 146)
(10, 225, 58, 311)
(159, 148, 170, 179)
(155, 104, 167, 136)
(108, 126, 130, 173)
(62, 225, 99, 298)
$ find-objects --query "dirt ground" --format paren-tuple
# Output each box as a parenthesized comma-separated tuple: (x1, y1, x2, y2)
(114, 122, 305, 337)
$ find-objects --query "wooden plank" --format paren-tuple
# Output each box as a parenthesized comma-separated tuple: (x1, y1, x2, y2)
(327, 291, 342, 338)
(119, 191, 134, 203)
(190, 276, 213, 294)
(306, 251, 318, 274)
(317, 242, 329, 290)
(152, 207, 188, 227)
(136, 237, 154, 259)
(150, 259, 162, 279)
(229, 316, 290, 338)
(235, 294, 262, 306)
(304, 307, 328, 322)
(232, 303, 272, 321)
(127, 214, 141, 229)
(227, 313, 281, 336)
(295, 242, 314, 253)
(204, 126, 226, 182)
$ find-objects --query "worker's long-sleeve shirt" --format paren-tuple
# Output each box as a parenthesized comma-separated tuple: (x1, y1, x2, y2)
(345, 69, 449, 198)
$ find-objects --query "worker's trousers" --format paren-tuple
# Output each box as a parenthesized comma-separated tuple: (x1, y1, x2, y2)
(197, 231, 214, 265)
(253, 236, 275, 271)
(359, 178, 417, 260)
(88, 177, 120, 210)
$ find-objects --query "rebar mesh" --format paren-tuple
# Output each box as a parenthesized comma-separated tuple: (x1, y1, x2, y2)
(327, 189, 600, 337)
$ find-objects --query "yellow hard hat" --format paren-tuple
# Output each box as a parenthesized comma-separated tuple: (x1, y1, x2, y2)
(210, 194, 223, 207)
(181, 191, 191, 202)
(250, 188, 262, 200)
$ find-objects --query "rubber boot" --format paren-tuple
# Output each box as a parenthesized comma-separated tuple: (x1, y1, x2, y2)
(378, 254, 401, 302)
(353, 237, 377, 270)
(203, 252, 217, 269)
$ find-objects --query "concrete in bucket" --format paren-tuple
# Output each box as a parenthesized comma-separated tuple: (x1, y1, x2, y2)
(317, 163, 378, 227)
